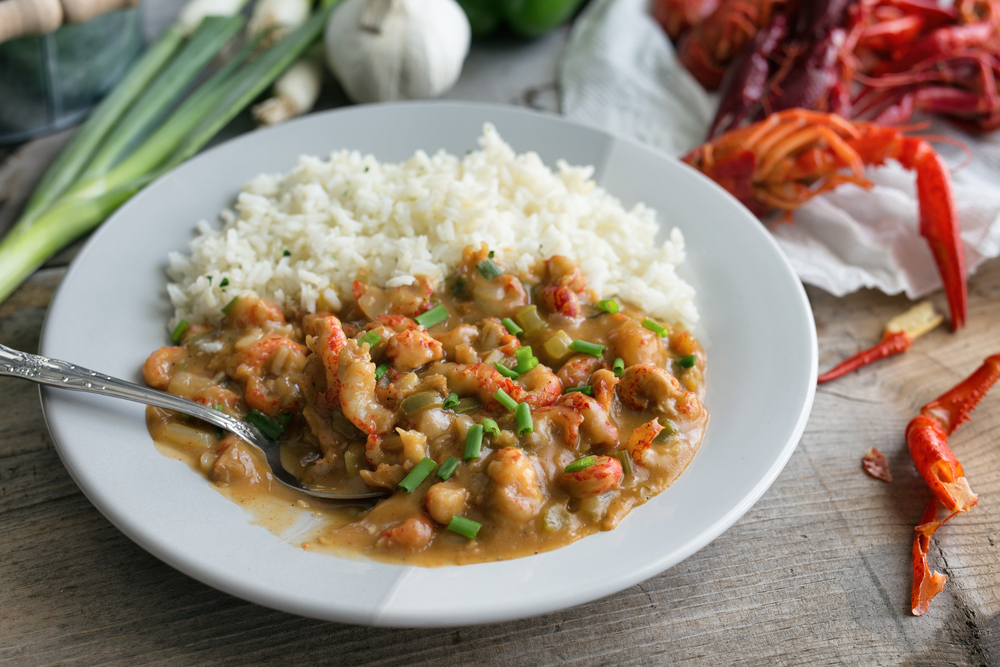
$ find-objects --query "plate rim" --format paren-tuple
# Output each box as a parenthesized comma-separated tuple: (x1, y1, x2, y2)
(39, 100, 818, 627)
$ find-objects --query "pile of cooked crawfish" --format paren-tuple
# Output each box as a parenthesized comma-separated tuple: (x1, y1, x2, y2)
(653, 0, 1000, 615)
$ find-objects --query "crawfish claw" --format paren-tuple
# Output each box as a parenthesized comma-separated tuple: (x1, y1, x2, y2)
(906, 354, 1000, 513)
(906, 415, 979, 513)
(911, 148, 968, 331)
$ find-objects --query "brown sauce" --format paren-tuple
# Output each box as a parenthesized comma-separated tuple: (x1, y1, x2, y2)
(144, 245, 708, 566)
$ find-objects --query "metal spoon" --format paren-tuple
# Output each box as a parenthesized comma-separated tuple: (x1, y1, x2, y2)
(0, 343, 384, 500)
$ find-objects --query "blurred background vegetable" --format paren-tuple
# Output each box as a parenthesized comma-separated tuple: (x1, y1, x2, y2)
(248, 0, 311, 45)
(252, 48, 324, 124)
(457, 0, 586, 38)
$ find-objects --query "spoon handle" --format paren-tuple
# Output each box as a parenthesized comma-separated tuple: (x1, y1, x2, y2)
(0, 342, 264, 444)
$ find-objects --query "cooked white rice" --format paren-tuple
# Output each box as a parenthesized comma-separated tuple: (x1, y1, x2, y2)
(166, 124, 697, 329)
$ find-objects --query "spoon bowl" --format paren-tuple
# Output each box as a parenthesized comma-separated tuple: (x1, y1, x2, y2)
(0, 343, 385, 500)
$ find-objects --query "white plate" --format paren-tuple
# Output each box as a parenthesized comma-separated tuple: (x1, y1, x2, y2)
(40, 102, 817, 627)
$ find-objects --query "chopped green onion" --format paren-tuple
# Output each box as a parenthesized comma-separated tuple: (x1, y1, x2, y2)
(357, 331, 381, 349)
(212, 404, 225, 412)
(653, 418, 679, 443)
(451, 277, 466, 296)
(437, 457, 460, 480)
(442, 392, 460, 408)
(464, 424, 484, 460)
(515, 402, 533, 436)
(612, 357, 625, 376)
(399, 391, 444, 415)
(476, 259, 503, 280)
(283, 249, 290, 257)
(514, 305, 546, 335)
(447, 515, 481, 539)
(515, 358, 539, 375)
(454, 397, 482, 414)
(569, 339, 605, 357)
(597, 299, 619, 314)
(494, 389, 518, 412)
(170, 320, 190, 343)
(544, 330, 574, 360)
(502, 317, 523, 335)
(513, 347, 539, 374)
(414, 304, 449, 328)
(612, 451, 633, 476)
(481, 418, 500, 436)
(221, 297, 239, 315)
(565, 456, 595, 473)
(642, 318, 670, 337)
(247, 409, 284, 440)
(398, 458, 437, 493)
(677, 354, 697, 369)
(488, 250, 495, 258)
(277, 413, 292, 427)
(659, 417, 679, 435)
(563, 385, 593, 396)
(494, 362, 519, 379)
(374, 363, 390, 380)
(219, 277, 229, 287)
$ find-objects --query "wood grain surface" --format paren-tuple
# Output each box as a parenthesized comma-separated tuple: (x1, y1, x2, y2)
(2, 4, 1000, 664)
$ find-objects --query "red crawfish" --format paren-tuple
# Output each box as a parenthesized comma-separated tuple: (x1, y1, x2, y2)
(654, 0, 788, 90)
(853, 0, 1000, 131)
(906, 353, 1000, 614)
(683, 109, 968, 331)
(817, 301, 941, 383)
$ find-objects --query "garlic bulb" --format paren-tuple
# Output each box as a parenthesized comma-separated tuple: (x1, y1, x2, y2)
(323, 0, 471, 104)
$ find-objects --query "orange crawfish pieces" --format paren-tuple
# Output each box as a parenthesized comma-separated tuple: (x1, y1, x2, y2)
(906, 353, 1000, 615)
(818, 301, 942, 383)
(684, 109, 968, 330)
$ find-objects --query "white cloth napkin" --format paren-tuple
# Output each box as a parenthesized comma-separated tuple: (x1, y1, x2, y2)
(559, 0, 1000, 301)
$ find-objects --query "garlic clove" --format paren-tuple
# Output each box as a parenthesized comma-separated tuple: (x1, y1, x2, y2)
(324, 0, 471, 104)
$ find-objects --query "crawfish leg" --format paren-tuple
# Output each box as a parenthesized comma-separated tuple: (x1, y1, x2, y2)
(911, 499, 949, 616)
(707, 14, 788, 139)
(907, 354, 1000, 512)
(817, 330, 912, 383)
(922, 354, 1000, 433)
(895, 139, 968, 330)
(906, 415, 979, 513)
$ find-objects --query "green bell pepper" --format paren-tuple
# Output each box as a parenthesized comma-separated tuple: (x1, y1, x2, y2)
(457, 0, 587, 39)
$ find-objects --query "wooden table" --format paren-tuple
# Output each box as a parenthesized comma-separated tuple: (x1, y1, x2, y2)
(3, 4, 1000, 664)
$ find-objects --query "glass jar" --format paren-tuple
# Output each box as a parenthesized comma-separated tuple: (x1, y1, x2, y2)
(0, 7, 143, 144)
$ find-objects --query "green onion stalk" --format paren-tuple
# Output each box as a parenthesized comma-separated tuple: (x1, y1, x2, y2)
(0, 0, 338, 306)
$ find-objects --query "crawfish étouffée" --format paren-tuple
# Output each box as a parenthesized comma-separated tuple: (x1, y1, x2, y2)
(143, 245, 708, 565)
